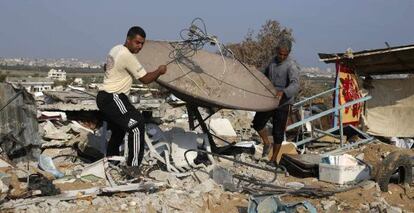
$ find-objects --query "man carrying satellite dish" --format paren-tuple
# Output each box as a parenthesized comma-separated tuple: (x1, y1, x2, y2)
(252, 39, 300, 166)
(96, 26, 167, 170)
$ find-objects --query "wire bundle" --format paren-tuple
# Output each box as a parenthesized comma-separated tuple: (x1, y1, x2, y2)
(168, 18, 226, 62)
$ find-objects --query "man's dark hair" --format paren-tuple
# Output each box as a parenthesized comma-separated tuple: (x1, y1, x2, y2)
(277, 39, 292, 53)
(127, 26, 146, 39)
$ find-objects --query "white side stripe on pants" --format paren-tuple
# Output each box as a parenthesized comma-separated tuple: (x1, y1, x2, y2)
(123, 132, 129, 159)
(113, 94, 127, 114)
(131, 128, 140, 166)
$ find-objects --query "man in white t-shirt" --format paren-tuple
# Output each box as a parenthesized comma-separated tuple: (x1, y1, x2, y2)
(96, 26, 167, 170)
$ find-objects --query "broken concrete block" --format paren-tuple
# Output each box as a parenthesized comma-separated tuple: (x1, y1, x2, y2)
(192, 179, 217, 194)
(265, 141, 298, 163)
(209, 166, 236, 192)
(209, 118, 237, 138)
(321, 200, 337, 211)
(148, 170, 179, 186)
(42, 121, 72, 141)
(285, 182, 305, 190)
(120, 203, 128, 210)
(386, 206, 402, 213)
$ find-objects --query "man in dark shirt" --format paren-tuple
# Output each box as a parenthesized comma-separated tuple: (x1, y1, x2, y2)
(252, 39, 300, 165)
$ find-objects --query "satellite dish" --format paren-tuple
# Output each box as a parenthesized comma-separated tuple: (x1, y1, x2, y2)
(136, 40, 280, 111)
(136, 18, 279, 111)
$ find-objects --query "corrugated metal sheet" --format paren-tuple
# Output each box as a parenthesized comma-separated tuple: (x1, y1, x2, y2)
(318, 44, 414, 76)
(0, 83, 41, 161)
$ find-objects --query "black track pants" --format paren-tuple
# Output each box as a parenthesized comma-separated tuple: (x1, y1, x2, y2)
(96, 91, 145, 167)
(252, 104, 291, 144)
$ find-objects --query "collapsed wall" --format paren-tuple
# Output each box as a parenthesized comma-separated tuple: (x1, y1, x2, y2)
(0, 83, 41, 161)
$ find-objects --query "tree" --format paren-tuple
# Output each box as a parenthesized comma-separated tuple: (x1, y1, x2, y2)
(226, 20, 294, 70)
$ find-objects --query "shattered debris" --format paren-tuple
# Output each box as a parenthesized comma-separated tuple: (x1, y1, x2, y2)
(0, 82, 413, 212)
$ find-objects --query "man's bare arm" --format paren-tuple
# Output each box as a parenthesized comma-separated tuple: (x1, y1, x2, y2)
(139, 65, 167, 84)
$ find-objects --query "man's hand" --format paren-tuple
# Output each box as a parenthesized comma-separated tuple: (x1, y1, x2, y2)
(158, 65, 167, 75)
(276, 91, 284, 99)
(139, 65, 167, 84)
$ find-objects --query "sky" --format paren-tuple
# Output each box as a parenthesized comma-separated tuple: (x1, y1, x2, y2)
(0, 0, 413, 69)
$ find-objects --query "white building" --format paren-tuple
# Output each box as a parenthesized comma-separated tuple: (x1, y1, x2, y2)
(73, 78, 84, 85)
(48, 69, 66, 81)
(6, 77, 54, 93)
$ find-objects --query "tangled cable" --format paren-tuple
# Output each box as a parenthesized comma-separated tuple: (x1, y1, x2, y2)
(168, 18, 223, 62)
(168, 17, 233, 91)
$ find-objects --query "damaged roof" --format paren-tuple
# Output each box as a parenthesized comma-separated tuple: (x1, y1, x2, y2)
(38, 101, 163, 111)
(318, 44, 414, 76)
(43, 91, 95, 103)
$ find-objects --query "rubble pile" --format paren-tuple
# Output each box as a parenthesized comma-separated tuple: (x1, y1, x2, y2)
(0, 84, 413, 212)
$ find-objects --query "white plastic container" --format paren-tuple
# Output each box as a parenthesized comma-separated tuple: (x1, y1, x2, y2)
(319, 163, 371, 184)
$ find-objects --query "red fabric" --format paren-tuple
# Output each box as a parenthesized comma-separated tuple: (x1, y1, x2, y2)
(335, 62, 362, 126)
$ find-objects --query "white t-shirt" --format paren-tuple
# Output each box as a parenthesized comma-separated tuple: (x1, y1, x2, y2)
(101, 45, 147, 94)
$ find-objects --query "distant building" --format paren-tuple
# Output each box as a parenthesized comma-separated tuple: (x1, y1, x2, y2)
(73, 78, 84, 85)
(48, 69, 66, 81)
(6, 77, 54, 93)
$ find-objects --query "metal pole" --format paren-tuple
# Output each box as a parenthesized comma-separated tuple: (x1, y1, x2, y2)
(339, 105, 344, 147)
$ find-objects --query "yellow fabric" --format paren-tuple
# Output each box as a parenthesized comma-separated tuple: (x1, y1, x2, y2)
(101, 45, 147, 94)
(365, 78, 414, 137)
(337, 66, 363, 125)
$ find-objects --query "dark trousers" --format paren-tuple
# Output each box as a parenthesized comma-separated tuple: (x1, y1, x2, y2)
(96, 91, 145, 167)
(252, 104, 291, 144)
